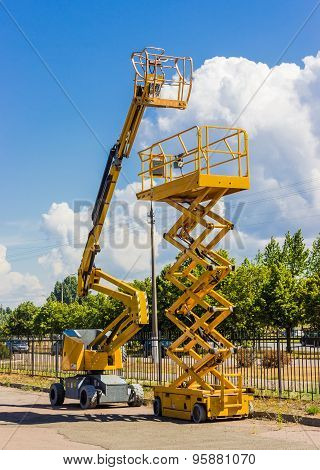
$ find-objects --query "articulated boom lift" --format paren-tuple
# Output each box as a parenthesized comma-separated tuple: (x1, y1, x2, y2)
(137, 125, 254, 422)
(49, 48, 192, 409)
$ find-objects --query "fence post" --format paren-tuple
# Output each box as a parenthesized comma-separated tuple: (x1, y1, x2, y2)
(55, 340, 59, 378)
(31, 339, 34, 377)
(276, 332, 282, 398)
(9, 339, 12, 374)
(158, 337, 162, 384)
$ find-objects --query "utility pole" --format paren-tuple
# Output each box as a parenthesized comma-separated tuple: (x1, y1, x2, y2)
(148, 201, 159, 364)
(61, 281, 64, 304)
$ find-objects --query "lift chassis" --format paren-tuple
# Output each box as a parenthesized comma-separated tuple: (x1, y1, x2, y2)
(51, 374, 143, 410)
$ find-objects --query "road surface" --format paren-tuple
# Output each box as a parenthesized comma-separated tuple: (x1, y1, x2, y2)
(0, 386, 319, 450)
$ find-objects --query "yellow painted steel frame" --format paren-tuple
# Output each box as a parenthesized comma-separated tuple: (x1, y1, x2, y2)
(136, 125, 253, 420)
(64, 48, 192, 373)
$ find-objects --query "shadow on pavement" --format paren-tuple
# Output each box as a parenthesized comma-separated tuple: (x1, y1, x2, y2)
(0, 410, 167, 425)
(0, 403, 245, 426)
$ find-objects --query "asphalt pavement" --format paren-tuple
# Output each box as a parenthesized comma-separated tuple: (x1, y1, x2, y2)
(0, 386, 319, 450)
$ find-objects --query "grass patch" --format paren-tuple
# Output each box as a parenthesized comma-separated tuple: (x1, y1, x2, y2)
(0, 373, 56, 390)
(253, 395, 320, 419)
(305, 404, 320, 415)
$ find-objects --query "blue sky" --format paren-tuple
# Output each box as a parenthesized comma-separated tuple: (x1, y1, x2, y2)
(1, 0, 320, 305)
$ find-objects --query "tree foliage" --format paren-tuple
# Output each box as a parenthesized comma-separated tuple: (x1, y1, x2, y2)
(308, 234, 320, 275)
(1, 229, 320, 338)
(3, 302, 39, 337)
(282, 230, 309, 276)
(48, 275, 78, 304)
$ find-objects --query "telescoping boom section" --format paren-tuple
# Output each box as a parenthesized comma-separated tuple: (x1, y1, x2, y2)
(62, 48, 193, 373)
(136, 125, 254, 422)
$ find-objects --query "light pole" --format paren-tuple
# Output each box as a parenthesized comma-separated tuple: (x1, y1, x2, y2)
(148, 201, 159, 364)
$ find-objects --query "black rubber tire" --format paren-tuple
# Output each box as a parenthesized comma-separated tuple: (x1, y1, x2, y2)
(153, 397, 162, 417)
(128, 384, 144, 407)
(80, 385, 98, 410)
(50, 383, 65, 407)
(192, 403, 207, 423)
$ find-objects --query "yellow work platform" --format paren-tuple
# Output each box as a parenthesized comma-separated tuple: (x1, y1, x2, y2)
(137, 171, 249, 202)
(137, 125, 249, 203)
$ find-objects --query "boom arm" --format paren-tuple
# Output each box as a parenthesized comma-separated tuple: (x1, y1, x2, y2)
(77, 96, 146, 297)
(75, 48, 192, 362)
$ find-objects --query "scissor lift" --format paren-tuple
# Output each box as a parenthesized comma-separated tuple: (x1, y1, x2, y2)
(137, 125, 254, 422)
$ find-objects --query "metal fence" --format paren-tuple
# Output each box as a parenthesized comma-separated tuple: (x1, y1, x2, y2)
(1, 332, 319, 399)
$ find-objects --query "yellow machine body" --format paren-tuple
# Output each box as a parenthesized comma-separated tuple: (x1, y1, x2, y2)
(154, 386, 253, 421)
(62, 335, 122, 371)
(137, 125, 254, 421)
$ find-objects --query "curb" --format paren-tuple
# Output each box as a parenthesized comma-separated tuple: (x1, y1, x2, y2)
(253, 411, 320, 428)
(0, 381, 50, 393)
(1, 382, 319, 427)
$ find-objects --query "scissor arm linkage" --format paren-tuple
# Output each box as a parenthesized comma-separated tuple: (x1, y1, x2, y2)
(163, 189, 238, 391)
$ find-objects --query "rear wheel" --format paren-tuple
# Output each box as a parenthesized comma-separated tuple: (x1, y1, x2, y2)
(192, 403, 207, 423)
(50, 383, 65, 407)
(128, 384, 144, 407)
(80, 385, 98, 410)
(153, 397, 162, 417)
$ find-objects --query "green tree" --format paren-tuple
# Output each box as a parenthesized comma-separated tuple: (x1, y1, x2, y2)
(261, 236, 281, 267)
(308, 234, 320, 275)
(220, 258, 269, 334)
(81, 293, 122, 328)
(0, 306, 11, 335)
(33, 293, 121, 336)
(33, 301, 70, 337)
(48, 275, 78, 304)
(260, 264, 305, 350)
(5, 301, 39, 337)
(282, 229, 309, 276)
(302, 275, 320, 330)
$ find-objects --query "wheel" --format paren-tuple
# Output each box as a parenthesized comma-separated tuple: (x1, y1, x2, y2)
(80, 385, 98, 410)
(50, 383, 65, 407)
(192, 403, 207, 423)
(128, 384, 144, 407)
(153, 397, 162, 417)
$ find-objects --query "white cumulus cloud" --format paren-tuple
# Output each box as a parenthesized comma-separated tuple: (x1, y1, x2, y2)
(38, 185, 164, 281)
(139, 52, 320, 243)
(35, 53, 320, 291)
(0, 244, 43, 306)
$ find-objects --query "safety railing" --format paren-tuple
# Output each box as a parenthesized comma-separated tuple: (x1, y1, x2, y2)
(138, 125, 249, 191)
(132, 47, 193, 106)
